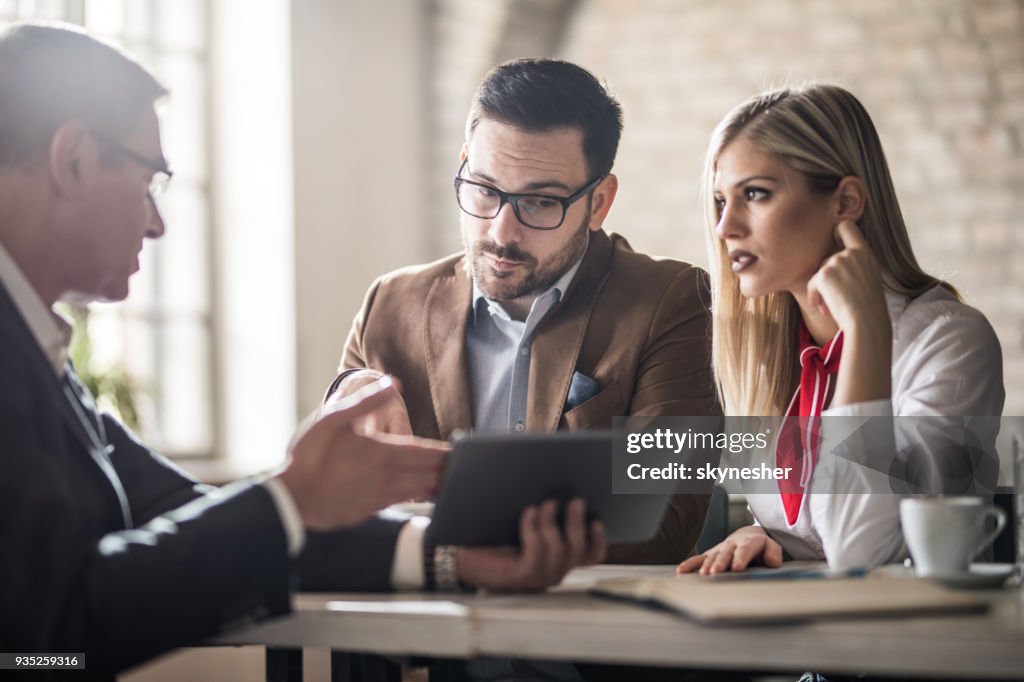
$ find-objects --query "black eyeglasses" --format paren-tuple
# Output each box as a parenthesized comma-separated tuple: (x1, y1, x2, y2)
(92, 132, 173, 199)
(453, 159, 605, 230)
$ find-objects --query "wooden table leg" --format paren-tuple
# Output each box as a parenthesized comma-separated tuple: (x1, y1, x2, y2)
(330, 652, 401, 682)
(427, 659, 471, 682)
(266, 647, 302, 682)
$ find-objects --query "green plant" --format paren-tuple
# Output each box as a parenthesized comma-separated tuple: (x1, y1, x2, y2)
(62, 303, 145, 431)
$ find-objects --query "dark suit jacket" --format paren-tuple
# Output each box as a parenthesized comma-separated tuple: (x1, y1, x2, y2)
(0, 284, 405, 679)
(332, 230, 721, 563)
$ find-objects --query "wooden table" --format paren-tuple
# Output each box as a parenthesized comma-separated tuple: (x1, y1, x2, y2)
(216, 565, 1024, 680)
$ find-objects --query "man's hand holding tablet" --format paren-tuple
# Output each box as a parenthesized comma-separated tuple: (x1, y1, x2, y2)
(457, 498, 607, 591)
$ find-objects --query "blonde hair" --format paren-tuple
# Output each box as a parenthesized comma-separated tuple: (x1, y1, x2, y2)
(703, 84, 953, 416)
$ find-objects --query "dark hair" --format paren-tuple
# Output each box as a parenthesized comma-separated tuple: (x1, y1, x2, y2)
(0, 22, 167, 166)
(466, 58, 623, 177)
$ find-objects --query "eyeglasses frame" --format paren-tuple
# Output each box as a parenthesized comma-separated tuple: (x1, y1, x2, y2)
(91, 131, 174, 200)
(453, 158, 606, 230)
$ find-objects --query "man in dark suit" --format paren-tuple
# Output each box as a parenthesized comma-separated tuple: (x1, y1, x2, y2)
(0, 24, 605, 679)
(326, 58, 720, 565)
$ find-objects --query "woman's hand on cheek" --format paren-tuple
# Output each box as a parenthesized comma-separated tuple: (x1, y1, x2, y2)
(806, 220, 889, 335)
(809, 220, 894, 407)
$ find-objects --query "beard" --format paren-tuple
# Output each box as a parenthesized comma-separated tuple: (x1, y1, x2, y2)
(462, 208, 591, 303)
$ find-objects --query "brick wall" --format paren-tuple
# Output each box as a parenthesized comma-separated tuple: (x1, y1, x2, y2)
(425, 0, 1024, 413)
(425, 0, 512, 256)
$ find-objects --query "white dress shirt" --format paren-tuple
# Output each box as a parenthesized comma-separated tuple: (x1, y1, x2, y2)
(746, 286, 1005, 570)
(466, 255, 583, 432)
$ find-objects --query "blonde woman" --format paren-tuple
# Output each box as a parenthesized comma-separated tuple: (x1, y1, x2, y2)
(678, 84, 1004, 574)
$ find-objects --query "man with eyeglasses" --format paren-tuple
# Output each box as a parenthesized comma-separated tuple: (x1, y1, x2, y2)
(326, 58, 720, 566)
(0, 25, 605, 679)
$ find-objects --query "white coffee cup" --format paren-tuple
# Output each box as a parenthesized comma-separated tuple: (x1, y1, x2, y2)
(900, 497, 1007, 577)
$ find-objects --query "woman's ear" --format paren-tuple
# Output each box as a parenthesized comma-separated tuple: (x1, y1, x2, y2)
(835, 176, 866, 223)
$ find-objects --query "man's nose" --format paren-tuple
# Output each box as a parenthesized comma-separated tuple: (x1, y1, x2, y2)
(145, 195, 166, 239)
(487, 201, 524, 247)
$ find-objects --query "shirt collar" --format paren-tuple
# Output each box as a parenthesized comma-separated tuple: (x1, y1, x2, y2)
(0, 240, 72, 376)
(471, 235, 588, 325)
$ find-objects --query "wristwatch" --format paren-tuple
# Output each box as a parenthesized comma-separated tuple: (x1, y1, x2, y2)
(424, 544, 473, 592)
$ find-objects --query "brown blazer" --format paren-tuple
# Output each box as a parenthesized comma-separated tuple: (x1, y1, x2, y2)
(334, 230, 720, 563)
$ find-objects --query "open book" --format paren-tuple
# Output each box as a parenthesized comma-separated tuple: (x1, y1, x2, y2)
(591, 574, 986, 624)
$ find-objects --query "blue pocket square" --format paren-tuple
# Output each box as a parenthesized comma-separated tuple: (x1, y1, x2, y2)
(565, 372, 601, 411)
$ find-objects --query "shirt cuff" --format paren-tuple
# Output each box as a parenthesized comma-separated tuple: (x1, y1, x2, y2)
(262, 476, 307, 557)
(391, 515, 430, 589)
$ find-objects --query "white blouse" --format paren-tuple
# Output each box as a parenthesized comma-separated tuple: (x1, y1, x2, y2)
(744, 286, 1005, 570)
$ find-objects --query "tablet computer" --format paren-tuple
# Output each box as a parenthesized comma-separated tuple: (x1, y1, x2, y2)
(427, 431, 671, 547)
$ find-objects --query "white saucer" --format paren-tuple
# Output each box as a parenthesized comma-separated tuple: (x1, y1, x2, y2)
(928, 563, 1015, 589)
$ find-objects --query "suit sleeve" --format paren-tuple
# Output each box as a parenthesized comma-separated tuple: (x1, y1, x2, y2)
(0, 380, 292, 676)
(103, 413, 214, 522)
(103, 397, 410, 593)
(630, 267, 719, 419)
(297, 513, 407, 592)
(605, 267, 720, 565)
(318, 278, 385, 407)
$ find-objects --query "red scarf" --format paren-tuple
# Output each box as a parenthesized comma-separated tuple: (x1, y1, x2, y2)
(776, 321, 843, 526)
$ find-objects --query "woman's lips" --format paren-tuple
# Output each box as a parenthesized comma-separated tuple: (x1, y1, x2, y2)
(729, 249, 757, 273)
